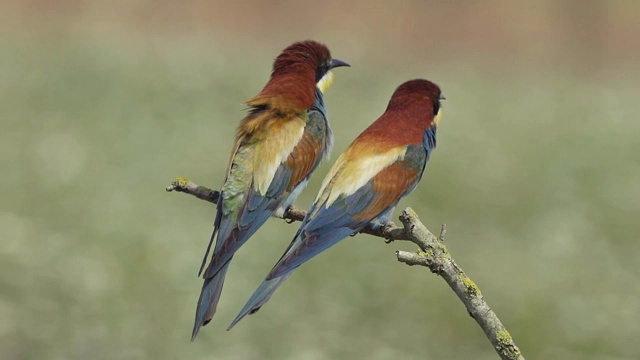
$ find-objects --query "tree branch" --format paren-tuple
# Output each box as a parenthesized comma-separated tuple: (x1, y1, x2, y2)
(166, 177, 525, 360)
(395, 210, 524, 360)
(166, 177, 407, 240)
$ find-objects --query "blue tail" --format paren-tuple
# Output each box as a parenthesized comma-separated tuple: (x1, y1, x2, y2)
(226, 273, 292, 330)
(192, 260, 231, 340)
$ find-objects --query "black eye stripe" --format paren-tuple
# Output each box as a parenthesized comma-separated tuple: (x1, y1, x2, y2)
(315, 63, 330, 82)
(434, 100, 441, 116)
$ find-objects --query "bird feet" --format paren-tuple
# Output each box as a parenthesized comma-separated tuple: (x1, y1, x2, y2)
(382, 221, 398, 243)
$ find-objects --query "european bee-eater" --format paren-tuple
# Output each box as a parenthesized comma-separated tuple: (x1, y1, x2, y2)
(228, 79, 444, 330)
(192, 41, 349, 339)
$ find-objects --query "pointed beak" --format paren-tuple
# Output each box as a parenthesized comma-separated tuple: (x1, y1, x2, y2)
(439, 94, 446, 100)
(330, 58, 350, 69)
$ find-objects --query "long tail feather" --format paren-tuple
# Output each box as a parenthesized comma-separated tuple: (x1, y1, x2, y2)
(198, 203, 223, 276)
(192, 260, 231, 340)
(226, 273, 292, 331)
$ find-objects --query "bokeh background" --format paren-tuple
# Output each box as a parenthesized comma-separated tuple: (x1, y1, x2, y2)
(2, 1, 640, 359)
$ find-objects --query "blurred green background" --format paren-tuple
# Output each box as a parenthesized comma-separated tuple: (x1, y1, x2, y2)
(2, 0, 640, 359)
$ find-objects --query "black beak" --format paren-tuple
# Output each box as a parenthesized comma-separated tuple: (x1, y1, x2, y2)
(330, 58, 350, 69)
(439, 95, 446, 100)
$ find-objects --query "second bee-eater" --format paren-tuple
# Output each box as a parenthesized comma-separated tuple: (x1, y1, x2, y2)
(228, 79, 445, 329)
(192, 40, 349, 339)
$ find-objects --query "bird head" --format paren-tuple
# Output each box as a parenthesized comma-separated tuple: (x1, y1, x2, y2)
(249, 41, 349, 112)
(387, 79, 445, 128)
(271, 40, 350, 95)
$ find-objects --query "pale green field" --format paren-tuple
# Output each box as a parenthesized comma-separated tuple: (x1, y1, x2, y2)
(2, 2, 640, 359)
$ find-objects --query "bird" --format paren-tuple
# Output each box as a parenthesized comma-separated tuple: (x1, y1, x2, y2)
(192, 40, 349, 340)
(227, 79, 445, 330)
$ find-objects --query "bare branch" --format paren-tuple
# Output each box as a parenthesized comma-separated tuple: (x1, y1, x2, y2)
(166, 177, 408, 241)
(166, 177, 220, 204)
(167, 177, 525, 360)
